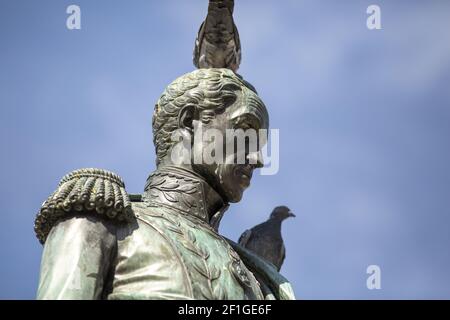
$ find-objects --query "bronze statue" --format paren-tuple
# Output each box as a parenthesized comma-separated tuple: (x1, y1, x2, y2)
(34, 1, 295, 300)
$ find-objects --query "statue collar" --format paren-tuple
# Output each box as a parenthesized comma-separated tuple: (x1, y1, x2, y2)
(143, 166, 229, 230)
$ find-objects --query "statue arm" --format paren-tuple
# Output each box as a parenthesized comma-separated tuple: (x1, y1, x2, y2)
(36, 216, 117, 300)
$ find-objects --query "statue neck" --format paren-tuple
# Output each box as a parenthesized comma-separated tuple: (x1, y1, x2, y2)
(143, 165, 229, 231)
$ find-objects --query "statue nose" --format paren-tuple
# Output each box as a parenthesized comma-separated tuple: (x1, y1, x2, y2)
(247, 150, 264, 168)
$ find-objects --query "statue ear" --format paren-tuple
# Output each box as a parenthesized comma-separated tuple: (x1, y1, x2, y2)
(178, 104, 196, 131)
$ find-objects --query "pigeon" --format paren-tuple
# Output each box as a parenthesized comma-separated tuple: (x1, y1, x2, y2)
(238, 206, 295, 271)
(193, 0, 241, 72)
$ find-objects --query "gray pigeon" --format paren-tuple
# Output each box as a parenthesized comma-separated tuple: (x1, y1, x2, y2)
(238, 206, 295, 271)
(193, 0, 241, 71)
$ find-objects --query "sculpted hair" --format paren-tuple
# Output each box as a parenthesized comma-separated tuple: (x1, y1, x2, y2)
(152, 68, 259, 165)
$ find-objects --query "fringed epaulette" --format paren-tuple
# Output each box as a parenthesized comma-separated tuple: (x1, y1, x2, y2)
(34, 168, 135, 244)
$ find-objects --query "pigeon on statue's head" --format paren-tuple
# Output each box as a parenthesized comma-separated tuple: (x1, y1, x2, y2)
(193, 0, 241, 72)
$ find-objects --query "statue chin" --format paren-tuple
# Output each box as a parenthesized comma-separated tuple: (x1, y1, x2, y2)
(191, 162, 248, 204)
(221, 185, 243, 203)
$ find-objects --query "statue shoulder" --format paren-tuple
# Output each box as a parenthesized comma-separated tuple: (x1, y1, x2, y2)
(34, 168, 136, 244)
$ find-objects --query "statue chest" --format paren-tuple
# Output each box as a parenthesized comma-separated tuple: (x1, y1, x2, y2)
(111, 202, 264, 300)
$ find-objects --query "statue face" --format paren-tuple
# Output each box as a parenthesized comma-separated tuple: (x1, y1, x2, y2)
(191, 88, 269, 202)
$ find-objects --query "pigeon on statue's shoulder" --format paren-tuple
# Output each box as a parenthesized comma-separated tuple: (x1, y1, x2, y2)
(238, 206, 295, 271)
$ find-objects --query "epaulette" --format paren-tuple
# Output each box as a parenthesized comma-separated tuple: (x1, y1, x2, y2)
(34, 168, 135, 244)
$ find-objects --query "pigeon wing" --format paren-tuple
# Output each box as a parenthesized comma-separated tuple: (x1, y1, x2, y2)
(193, 21, 205, 68)
(238, 229, 252, 247)
(276, 243, 286, 271)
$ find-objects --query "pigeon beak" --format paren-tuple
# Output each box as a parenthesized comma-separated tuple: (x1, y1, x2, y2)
(288, 211, 296, 218)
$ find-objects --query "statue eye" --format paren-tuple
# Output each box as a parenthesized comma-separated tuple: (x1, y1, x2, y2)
(233, 116, 260, 132)
(238, 120, 255, 131)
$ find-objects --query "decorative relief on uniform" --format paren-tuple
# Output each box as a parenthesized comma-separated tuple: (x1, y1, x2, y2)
(34, 168, 134, 244)
(134, 204, 227, 299)
(143, 170, 208, 222)
(138, 210, 264, 299)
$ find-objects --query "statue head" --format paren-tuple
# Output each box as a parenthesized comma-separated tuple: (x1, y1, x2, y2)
(152, 68, 269, 203)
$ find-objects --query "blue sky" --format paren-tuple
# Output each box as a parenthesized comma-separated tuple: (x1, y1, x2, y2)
(1, 0, 450, 299)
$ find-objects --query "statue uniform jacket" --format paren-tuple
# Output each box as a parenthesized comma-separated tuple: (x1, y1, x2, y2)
(35, 167, 295, 300)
